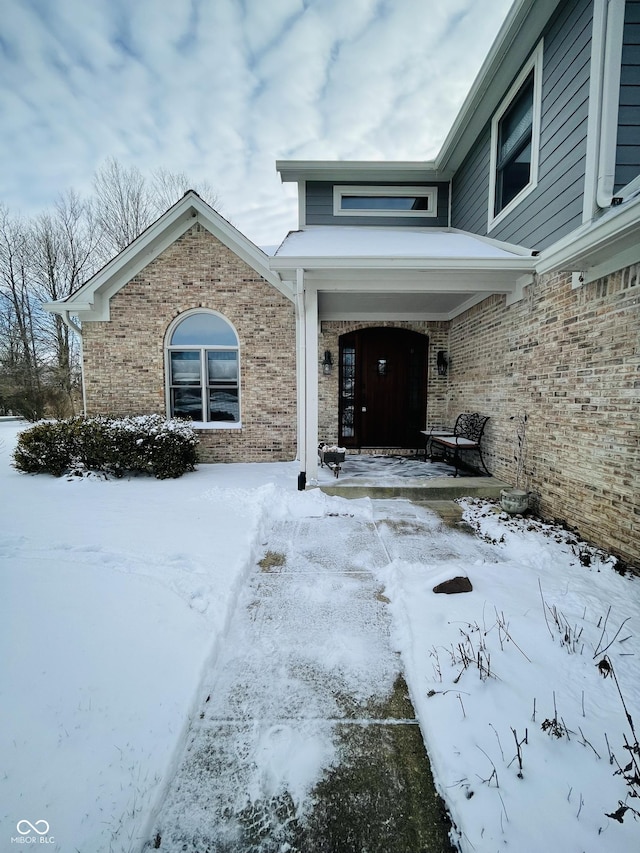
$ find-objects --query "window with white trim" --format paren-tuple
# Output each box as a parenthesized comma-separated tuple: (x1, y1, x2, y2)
(166, 311, 240, 424)
(334, 185, 437, 218)
(489, 40, 543, 229)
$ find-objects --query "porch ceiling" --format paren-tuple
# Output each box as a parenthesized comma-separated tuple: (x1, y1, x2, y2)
(317, 289, 496, 321)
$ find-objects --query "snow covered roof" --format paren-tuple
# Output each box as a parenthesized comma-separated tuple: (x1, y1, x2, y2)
(273, 226, 533, 261)
(270, 226, 536, 321)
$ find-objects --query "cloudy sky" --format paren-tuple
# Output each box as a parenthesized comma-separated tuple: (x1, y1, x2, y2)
(1, 0, 513, 247)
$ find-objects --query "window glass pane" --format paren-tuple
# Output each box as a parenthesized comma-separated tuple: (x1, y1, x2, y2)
(495, 73, 534, 214)
(498, 141, 532, 211)
(341, 405, 354, 438)
(170, 351, 201, 385)
(209, 389, 239, 422)
(207, 350, 238, 383)
(340, 345, 356, 439)
(171, 313, 238, 346)
(342, 195, 429, 211)
(498, 79, 533, 165)
(171, 387, 204, 421)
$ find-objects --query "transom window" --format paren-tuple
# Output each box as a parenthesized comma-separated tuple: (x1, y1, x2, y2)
(489, 40, 543, 229)
(166, 311, 240, 424)
(334, 185, 437, 218)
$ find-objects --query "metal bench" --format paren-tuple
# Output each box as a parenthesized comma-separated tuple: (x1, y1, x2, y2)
(422, 413, 490, 476)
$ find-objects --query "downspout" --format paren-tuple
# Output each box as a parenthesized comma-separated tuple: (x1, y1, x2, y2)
(295, 269, 306, 490)
(61, 310, 87, 416)
(596, 0, 625, 210)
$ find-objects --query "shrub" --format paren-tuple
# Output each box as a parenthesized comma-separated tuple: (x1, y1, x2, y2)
(13, 415, 199, 479)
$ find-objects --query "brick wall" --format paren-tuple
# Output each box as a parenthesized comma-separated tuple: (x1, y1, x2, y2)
(82, 224, 297, 463)
(318, 320, 450, 446)
(447, 265, 639, 566)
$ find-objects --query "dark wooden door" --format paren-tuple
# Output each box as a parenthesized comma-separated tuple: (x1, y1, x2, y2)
(339, 328, 427, 448)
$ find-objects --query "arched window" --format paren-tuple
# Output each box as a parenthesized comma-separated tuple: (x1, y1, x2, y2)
(166, 311, 240, 424)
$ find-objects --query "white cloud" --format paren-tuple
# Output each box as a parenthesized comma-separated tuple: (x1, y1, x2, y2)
(0, 0, 513, 246)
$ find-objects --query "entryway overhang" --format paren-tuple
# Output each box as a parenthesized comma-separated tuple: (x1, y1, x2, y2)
(270, 227, 536, 321)
(269, 227, 535, 486)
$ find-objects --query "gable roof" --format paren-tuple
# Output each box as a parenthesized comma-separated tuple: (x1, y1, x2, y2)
(44, 191, 293, 322)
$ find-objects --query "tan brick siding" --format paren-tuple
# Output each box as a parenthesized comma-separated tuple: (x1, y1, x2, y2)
(447, 265, 639, 566)
(82, 224, 297, 463)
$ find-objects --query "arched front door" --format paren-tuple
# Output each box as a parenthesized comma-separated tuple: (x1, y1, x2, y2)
(339, 327, 428, 448)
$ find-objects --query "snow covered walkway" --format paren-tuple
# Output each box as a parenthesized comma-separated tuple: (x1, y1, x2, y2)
(146, 500, 459, 852)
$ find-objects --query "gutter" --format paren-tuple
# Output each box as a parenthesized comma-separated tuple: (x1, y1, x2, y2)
(61, 310, 87, 416)
(595, 0, 626, 210)
(295, 270, 307, 490)
(536, 191, 640, 277)
(61, 309, 82, 338)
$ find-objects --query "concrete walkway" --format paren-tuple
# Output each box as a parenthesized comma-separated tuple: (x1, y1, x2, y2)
(148, 500, 459, 852)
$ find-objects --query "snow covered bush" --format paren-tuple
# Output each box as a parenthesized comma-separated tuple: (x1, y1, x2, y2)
(13, 415, 198, 479)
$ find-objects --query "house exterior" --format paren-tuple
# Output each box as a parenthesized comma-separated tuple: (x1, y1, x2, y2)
(46, 199, 298, 463)
(47, 0, 639, 566)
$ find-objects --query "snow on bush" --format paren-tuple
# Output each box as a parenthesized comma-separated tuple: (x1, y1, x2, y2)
(12, 414, 199, 479)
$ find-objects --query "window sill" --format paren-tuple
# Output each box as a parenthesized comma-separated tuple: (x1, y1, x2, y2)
(488, 180, 537, 232)
(190, 422, 243, 430)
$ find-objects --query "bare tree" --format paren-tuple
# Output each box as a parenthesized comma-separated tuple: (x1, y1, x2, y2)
(29, 190, 100, 413)
(0, 160, 221, 418)
(150, 166, 219, 215)
(92, 158, 155, 256)
(92, 157, 220, 257)
(0, 205, 44, 419)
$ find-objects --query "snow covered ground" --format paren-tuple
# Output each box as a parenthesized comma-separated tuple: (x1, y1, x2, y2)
(1, 418, 638, 852)
(379, 501, 640, 852)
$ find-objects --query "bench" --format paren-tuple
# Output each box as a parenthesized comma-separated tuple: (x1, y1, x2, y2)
(422, 413, 490, 476)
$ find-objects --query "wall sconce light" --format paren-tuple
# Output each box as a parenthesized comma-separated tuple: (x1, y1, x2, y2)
(322, 350, 333, 375)
(437, 350, 449, 377)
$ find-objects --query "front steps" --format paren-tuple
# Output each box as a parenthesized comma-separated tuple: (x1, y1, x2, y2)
(316, 475, 509, 502)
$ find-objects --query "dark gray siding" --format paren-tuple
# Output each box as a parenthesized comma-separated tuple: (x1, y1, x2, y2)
(305, 181, 450, 227)
(615, 1, 640, 191)
(450, 127, 491, 236)
(452, 0, 592, 250)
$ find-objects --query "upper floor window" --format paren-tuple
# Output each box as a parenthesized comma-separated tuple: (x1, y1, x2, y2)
(166, 311, 240, 425)
(334, 185, 437, 218)
(489, 40, 543, 229)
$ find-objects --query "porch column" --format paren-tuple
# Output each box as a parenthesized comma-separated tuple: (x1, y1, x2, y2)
(304, 283, 319, 482)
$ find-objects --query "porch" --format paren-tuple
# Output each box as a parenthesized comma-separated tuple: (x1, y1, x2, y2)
(314, 452, 509, 503)
(269, 225, 535, 486)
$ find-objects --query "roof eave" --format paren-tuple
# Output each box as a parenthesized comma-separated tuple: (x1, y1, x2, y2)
(436, 0, 563, 173)
(46, 192, 293, 320)
(535, 195, 640, 280)
(276, 160, 453, 184)
(270, 255, 536, 272)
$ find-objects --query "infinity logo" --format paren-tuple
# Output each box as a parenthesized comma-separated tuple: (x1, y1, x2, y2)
(16, 820, 50, 836)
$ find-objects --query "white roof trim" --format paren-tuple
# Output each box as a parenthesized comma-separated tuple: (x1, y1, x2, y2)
(271, 255, 535, 272)
(535, 193, 640, 279)
(276, 160, 453, 183)
(44, 191, 293, 321)
(436, 0, 562, 173)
